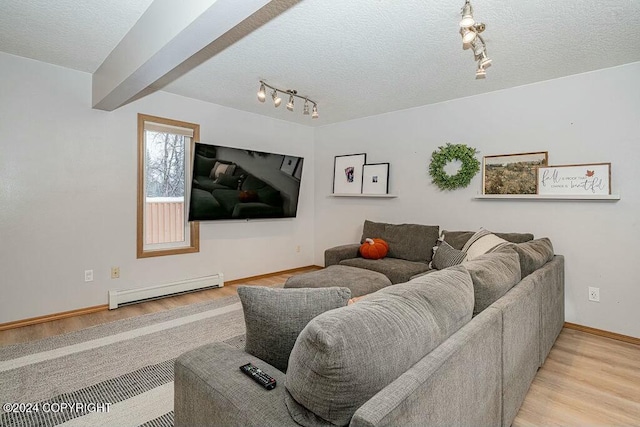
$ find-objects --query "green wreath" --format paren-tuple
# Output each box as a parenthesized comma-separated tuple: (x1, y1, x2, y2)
(429, 143, 480, 190)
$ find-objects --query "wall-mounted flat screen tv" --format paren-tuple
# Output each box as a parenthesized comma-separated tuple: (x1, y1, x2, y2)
(188, 142, 303, 221)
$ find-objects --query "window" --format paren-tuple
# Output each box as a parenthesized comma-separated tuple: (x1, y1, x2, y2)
(137, 114, 199, 258)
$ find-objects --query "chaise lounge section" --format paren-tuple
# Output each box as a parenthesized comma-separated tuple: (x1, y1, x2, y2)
(174, 224, 564, 427)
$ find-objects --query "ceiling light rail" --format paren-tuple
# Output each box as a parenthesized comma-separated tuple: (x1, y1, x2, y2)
(459, 0, 492, 79)
(257, 81, 318, 119)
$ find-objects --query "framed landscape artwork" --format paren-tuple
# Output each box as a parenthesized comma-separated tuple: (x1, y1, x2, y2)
(483, 151, 548, 194)
(362, 163, 390, 195)
(537, 163, 611, 195)
(333, 153, 366, 194)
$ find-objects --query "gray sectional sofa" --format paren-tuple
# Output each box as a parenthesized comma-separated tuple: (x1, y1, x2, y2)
(174, 223, 564, 427)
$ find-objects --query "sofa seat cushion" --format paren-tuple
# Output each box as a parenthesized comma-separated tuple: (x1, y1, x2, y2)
(232, 202, 284, 219)
(188, 188, 227, 221)
(284, 265, 475, 427)
(175, 342, 299, 427)
(463, 249, 522, 315)
(339, 257, 430, 284)
(361, 220, 439, 263)
(444, 230, 534, 250)
(211, 188, 241, 213)
(237, 286, 351, 373)
(284, 265, 392, 297)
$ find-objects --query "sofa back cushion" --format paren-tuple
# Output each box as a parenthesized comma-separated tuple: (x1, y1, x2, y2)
(284, 265, 474, 427)
(443, 230, 534, 250)
(361, 220, 439, 262)
(507, 238, 555, 278)
(193, 154, 218, 177)
(237, 286, 351, 373)
(463, 249, 522, 315)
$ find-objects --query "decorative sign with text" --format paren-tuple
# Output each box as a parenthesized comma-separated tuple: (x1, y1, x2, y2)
(537, 163, 611, 195)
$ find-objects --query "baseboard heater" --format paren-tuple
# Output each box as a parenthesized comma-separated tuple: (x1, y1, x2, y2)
(108, 273, 224, 309)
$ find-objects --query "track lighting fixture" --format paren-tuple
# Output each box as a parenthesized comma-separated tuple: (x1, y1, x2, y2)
(459, 0, 492, 79)
(257, 80, 318, 119)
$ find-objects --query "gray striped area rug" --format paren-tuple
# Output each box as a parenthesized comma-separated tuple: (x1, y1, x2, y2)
(0, 295, 248, 427)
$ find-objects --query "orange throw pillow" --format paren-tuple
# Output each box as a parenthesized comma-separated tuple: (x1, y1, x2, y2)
(359, 238, 389, 260)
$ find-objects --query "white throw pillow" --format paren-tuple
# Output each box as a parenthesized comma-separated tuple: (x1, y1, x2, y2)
(463, 229, 509, 260)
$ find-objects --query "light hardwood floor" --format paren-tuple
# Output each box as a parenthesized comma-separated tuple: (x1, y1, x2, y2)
(1, 268, 638, 425)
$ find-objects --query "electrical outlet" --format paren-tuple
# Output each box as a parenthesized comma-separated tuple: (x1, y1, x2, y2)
(588, 287, 600, 302)
(84, 269, 94, 282)
(111, 267, 120, 279)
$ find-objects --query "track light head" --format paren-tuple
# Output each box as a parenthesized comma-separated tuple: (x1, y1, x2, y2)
(459, 1, 474, 28)
(272, 90, 282, 107)
(257, 83, 266, 102)
(311, 105, 318, 119)
(479, 52, 492, 69)
(303, 100, 310, 115)
(475, 65, 487, 79)
(286, 94, 295, 111)
(461, 27, 477, 44)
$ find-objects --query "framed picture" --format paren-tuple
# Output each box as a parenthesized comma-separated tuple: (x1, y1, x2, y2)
(483, 151, 548, 195)
(537, 163, 611, 195)
(280, 155, 299, 176)
(362, 163, 390, 195)
(333, 153, 366, 194)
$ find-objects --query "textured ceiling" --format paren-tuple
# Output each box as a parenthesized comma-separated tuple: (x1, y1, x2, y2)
(1, 0, 639, 126)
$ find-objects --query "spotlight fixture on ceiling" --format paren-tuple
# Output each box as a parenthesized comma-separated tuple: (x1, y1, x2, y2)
(458, 0, 491, 79)
(257, 80, 318, 119)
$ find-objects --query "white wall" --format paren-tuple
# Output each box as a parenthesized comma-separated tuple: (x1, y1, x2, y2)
(313, 62, 640, 338)
(0, 52, 315, 324)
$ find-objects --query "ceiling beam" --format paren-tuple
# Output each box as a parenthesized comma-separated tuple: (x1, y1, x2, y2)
(92, 0, 276, 111)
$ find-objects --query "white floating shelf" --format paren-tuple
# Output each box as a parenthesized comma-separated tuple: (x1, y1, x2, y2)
(474, 194, 620, 201)
(331, 193, 398, 198)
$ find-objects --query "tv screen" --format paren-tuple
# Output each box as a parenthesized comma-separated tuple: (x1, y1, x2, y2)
(188, 142, 303, 221)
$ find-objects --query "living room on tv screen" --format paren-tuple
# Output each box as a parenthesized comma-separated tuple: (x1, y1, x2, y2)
(188, 142, 303, 221)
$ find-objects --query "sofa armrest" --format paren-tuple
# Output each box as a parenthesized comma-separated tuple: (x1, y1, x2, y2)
(175, 342, 298, 427)
(324, 243, 361, 267)
(350, 308, 502, 427)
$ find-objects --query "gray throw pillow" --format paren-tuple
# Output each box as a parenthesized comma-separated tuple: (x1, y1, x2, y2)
(431, 241, 466, 270)
(463, 249, 522, 315)
(284, 265, 474, 427)
(237, 286, 351, 373)
(361, 220, 439, 262)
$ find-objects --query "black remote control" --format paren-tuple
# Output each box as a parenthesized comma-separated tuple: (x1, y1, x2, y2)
(240, 363, 277, 390)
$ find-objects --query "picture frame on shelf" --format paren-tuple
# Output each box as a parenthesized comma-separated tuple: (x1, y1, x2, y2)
(483, 151, 548, 195)
(280, 155, 300, 176)
(537, 163, 611, 195)
(333, 153, 366, 194)
(362, 163, 390, 195)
